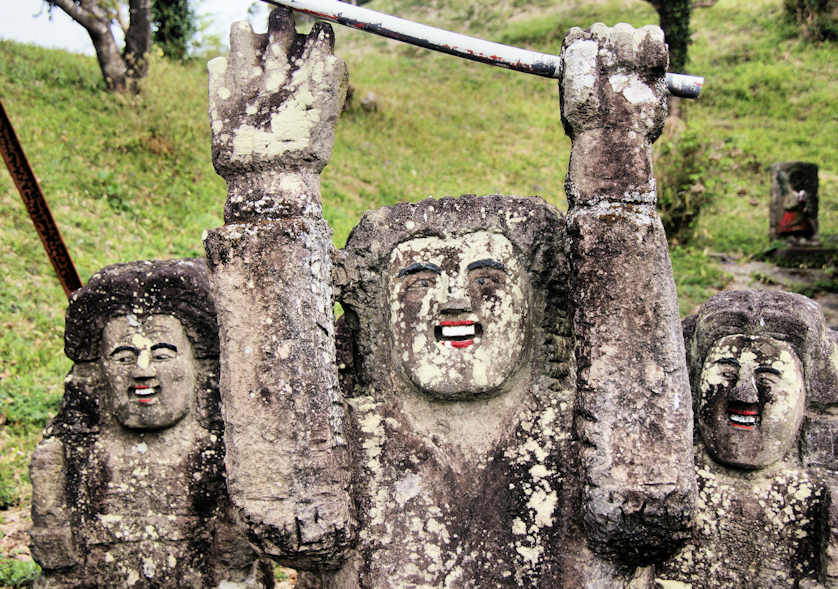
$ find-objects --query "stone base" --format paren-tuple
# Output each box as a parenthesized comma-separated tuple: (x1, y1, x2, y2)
(761, 244, 838, 268)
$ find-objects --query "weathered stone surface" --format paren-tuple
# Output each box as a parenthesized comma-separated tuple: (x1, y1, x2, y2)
(770, 161, 820, 241)
(29, 259, 272, 588)
(658, 289, 838, 588)
(206, 13, 694, 588)
(332, 195, 583, 587)
(560, 23, 668, 207)
(207, 6, 348, 223)
(204, 221, 354, 569)
(560, 24, 694, 563)
(204, 7, 355, 571)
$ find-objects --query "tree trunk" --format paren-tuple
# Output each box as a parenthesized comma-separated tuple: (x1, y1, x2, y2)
(123, 0, 151, 85)
(49, 0, 150, 92)
(89, 24, 129, 92)
(645, 0, 692, 72)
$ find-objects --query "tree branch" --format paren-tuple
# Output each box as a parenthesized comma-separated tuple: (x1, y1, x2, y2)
(49, 0, 101, 32)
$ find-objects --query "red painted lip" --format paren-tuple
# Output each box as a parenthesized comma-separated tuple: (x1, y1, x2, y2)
(731, 424, 755, 430)
(133, 385, 157, 403)
(438, 320, 474, 326)
(729, 409, 758, 415)
(451, 340, 474, 349)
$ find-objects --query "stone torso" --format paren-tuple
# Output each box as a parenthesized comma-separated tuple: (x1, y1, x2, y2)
(303, 378, 641, 589)
(78, 422, 221, 588)
(658, 449, 825, 588)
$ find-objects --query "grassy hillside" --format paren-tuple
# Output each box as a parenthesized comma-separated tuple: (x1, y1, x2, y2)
(0, 0, 835, 583)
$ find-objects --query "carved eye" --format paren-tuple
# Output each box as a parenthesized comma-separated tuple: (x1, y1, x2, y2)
(110, 349, 137, 364)
(405, 274, 436, 291)
(470, 270, 505, 293)
(152, 348, 177, 361)
(720, 368, 737, 382)
(755, 369, 780, 397)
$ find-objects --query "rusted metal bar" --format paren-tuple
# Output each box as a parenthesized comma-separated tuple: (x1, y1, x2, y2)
(262, 0, 704, 98)
(0, 98, 83, 298)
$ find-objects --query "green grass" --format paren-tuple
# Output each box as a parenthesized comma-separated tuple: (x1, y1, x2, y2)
(0, 557, 40, 588)
(0, 0, 835, 575)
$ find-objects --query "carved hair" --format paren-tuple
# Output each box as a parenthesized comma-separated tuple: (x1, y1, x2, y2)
(683, 289, 838, 411)
(65, 259, 218, 362)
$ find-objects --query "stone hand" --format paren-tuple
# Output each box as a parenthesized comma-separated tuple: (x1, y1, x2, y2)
(560, 23, 668, 142)
(208, 7, 348, 179)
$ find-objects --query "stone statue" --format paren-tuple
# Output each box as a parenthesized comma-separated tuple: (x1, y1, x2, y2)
(204, 9, 694, 587)
(29, 259, 273, 588)
(657, 289, 838, 588)
(770, 161, 820, 242)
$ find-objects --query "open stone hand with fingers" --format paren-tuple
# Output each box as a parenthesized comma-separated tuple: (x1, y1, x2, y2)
(208, 7, 348, 221)
(560, 23, 668, 206)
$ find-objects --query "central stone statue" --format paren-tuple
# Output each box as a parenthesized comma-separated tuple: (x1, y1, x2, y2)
(204, 9, 695, 587)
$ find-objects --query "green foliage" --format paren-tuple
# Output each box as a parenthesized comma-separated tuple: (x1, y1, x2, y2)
(152, 0, 198, 60)
(783, 0, 837, 41)
(670, 247, 731, 316)
(655, 127, 720, 245)
(0, 558, 40, 587)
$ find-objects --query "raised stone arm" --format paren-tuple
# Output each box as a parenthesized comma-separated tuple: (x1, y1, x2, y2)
(559, 24, 695, 564)
(204, 7, 354, 570)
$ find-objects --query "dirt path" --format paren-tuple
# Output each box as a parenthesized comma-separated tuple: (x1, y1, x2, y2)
(714, 256, 838, 328)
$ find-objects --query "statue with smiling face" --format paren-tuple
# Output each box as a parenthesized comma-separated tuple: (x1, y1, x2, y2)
(657, 289, 838, 588)
(387, 230, 531, 399)
(29, 259, 272, 589)
(204, 8, 696, 587)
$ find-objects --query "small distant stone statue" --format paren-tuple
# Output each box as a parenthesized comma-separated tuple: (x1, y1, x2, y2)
(204, 8, 694, 588)
(29, 259, 273, 588)
(770, 162, 819, 242)
(657, 289, 838, 588)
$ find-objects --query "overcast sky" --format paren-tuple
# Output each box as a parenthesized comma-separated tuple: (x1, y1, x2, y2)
(0, 0, 265, 56)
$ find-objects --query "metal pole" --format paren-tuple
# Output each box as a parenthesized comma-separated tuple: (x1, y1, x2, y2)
(262, 0, 704, 98)
(0, 99, 83, 298)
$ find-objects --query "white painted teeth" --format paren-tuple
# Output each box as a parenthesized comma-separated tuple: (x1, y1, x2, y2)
(134, 388, 155, 396)
(730, 414, 756, 425)
(441, 325, 475, 337)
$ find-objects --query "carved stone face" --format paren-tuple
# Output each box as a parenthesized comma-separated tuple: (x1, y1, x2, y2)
(388, 231, 530, 400)
(101, 314, 195, 430)
(697, 334, 805, 469)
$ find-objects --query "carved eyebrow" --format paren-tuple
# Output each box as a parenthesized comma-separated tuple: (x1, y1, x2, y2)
(715, 357, 740, 368)
(109, 345, 137, 357)
(398, 262, 442, 278)
(755, 366, 781, 376)
(467, 259, 506, 272)
(151, 343, 178, 353)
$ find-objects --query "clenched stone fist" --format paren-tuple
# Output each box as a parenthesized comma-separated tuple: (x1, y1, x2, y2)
(559, 23, 669, 206)
(560, 23, 668, 140)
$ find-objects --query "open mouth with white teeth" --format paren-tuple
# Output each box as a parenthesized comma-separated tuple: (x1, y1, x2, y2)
(435, 320, 483, 349)
(728, 403, 759, 430)
(133, 385, 159, 404)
